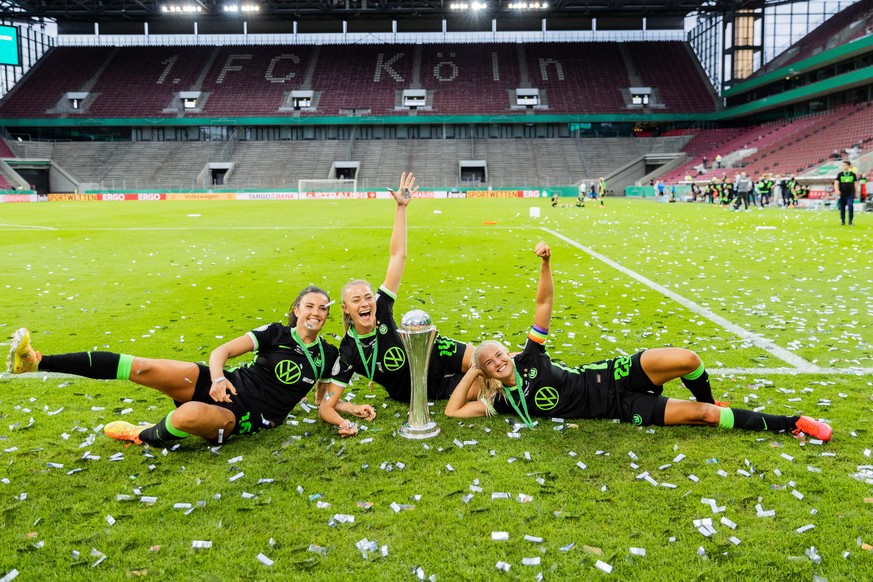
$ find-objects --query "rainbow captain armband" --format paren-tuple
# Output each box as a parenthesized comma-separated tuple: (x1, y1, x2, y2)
(528, 324, 549, 344)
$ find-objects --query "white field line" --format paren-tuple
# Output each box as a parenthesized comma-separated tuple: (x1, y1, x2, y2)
(0, 224, 57, 230)
(542, 227, 823, 374)
(712, 367, 873, 376)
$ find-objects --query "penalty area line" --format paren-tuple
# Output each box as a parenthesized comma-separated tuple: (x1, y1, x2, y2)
(711, 367, 873, 376)
(542, 227, 820, 374)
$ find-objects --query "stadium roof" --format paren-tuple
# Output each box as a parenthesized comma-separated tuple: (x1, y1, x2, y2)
(1, 0, 770, 23)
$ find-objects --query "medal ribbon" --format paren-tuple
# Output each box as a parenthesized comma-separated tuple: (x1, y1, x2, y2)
(350, 328, 378, 385)
(505, 366, 535, 429)
(292, 329, 325, 383)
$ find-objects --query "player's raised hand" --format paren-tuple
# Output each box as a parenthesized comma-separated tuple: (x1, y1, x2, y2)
(387, 171, 418, 207)
(534, 240, 551, 260)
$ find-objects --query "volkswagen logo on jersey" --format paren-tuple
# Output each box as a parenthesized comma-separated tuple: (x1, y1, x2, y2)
(534, 386, 559, 410)
(275, 360, 302, 385)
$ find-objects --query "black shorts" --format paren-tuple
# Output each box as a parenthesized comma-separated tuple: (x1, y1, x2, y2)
(614, 351, 668, 427)
(427, 335, 469, 400)
(181, 364, 261, 437)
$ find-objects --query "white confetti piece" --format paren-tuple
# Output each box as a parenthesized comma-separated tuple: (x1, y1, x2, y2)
(105, 515, 115, 526)
(688, 474, 699, 482)
(729, 536, 741, 546)
(630, 547, 646, 556)
(595, 560, 612, 573)
(192, 540, 212, 549)
(796, 524, 815, 534)
(780, 453, 794, 462)
(491, 531, 509, 541)
(229, 472, 244, 482)
(495, 561, 511, 572)
(331, 514, 355, 524)
(720, 517, 737, 529)
(792, 489, 805, 500)
(445, 464, 454, 472)
(0, 570, 18, 582)
(227, 456, 243, 464)
(517, 494, 533, 503)
(256, 553, 274, 566)
(524, 535, 543, 543)
(492, 492, 510, 499)
(521, 557, 541, 566)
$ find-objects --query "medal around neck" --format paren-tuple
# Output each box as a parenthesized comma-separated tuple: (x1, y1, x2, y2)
(397, 309, 440, 439)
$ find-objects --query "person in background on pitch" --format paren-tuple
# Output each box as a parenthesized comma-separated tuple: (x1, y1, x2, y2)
(7, 286, 374, 447)
(595, 177, 606, 207)
(320, 171, 474, 437)
(834, 160, 860, 226)
(445, 241, 832, 443)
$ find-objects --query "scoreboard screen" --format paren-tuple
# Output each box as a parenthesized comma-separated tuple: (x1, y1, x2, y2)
(0, 25, 21, 66)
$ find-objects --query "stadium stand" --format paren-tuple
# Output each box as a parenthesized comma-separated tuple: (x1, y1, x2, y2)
(6, 135, 690, 190)
(418, 44, 525, 115)
(88, 46, 214, 117)
(625, 42, 716, 112)
(0, 42, 717, 119)
(755, 1, 873, 75)
(659, 103, 873, 183)
(0, 138, 15, 158)
(311, 44, 408, 116)
(0, 47, 109, 117)
(193, 45, 317, 117)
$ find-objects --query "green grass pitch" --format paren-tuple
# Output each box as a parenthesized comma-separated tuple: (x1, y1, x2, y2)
(1, 198, 871, 580)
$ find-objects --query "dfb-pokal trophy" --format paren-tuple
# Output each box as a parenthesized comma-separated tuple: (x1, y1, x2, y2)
(397, 310, 440, 439)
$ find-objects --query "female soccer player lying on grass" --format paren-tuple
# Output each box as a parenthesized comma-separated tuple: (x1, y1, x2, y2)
(319, 171, 474, 437)
(444, 241, 832, 442)
(8, 286, 375, 447)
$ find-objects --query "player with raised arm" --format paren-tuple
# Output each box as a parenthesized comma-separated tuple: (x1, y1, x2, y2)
(319, 172, 474, 437)
(445, 242, 832, 442)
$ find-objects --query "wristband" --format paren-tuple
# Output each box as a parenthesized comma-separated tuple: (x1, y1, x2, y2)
(213, 376, 227, 384)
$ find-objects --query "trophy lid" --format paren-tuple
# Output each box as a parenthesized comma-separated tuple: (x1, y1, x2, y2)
(400, 309, 435, 333)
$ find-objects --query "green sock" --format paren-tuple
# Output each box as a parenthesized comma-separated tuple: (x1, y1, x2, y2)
(138, 411, 190, 445)
(718, 407, 734, 429)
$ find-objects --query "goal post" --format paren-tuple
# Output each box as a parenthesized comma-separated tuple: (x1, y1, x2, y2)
(297, 178, 358, 197)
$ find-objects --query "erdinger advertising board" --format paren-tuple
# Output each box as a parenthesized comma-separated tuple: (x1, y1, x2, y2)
(466, 190, 541, 198)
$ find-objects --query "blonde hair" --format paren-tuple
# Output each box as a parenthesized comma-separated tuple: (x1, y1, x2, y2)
(472, 340, 511, 415)
(341, 279, 374, 332)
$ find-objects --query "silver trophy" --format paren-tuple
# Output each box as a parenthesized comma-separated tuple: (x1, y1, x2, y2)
(397, 309, 440, 439)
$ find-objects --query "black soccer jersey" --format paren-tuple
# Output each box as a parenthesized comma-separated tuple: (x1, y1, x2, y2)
(331, 287, 414, 401)
(837, 170, 858, 197)
(227, 322, 338, 427)
(492, 337, 621, 420)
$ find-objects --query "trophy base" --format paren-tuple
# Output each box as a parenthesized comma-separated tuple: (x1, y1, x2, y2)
(398, 421, 441, 440)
